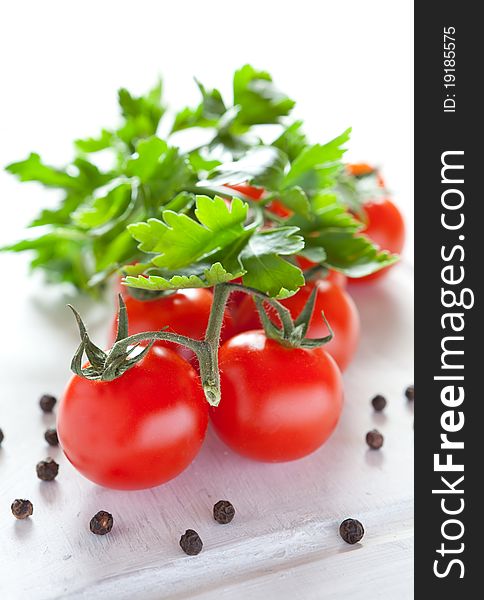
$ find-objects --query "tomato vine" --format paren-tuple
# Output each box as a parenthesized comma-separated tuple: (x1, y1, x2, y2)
(70, 280, 333, 406)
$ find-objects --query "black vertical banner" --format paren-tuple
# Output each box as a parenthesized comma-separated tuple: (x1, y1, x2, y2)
(415, 3, 481, 597)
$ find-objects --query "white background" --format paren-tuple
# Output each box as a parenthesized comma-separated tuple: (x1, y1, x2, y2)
(0, 2, 414, 599)
(0, 0, 414, 247)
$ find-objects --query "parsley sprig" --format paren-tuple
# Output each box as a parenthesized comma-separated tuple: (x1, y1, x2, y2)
(3, 66, 397, 297)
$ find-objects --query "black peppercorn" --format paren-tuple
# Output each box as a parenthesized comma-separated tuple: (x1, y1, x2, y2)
(339, 518, 364, 544)
(90, 510, 114, 535)
(39, 394, 57, 413)
(0, 428, 4, 446)
(371, 394, 387, 411)
(213, 500, 236, 524)
(11, 499, 34, 519)
(405, 385, 414, 401)
(366, 429, 384, 450)
(179, 529, 203, 555)
(44, 428, 59, 446)
(36, 457, 59, 481)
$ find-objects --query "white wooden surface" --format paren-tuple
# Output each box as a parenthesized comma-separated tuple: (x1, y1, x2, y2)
(0, 2, 413, 597)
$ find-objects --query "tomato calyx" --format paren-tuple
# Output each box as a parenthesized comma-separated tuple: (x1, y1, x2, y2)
(68, 283, 335, 408)
(68, 296, 204, 382)
(68, 292, 226, 407)
(252, 286, 333, 350)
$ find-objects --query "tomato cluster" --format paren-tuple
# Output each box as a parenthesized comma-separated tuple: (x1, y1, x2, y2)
(59, 281, 347, 489)
(58, 168, 404, 490)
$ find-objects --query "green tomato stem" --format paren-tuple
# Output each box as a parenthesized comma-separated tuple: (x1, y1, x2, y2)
(225, 283, 294, 336)
(197, 284, 232, 406)
(69, 283, 315, 408)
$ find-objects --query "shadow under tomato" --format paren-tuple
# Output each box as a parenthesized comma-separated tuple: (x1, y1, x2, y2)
(347, 270, 412, 360)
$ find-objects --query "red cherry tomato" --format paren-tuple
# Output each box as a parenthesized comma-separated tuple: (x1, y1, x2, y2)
(227, 183, 292, 218)
(267, 199, 292, 218)
(362, 198, 406, 254)
(226, 276, 246, 314)
(352, 197, 406, 283)
(210, 331, 343, 462)
(58, 346, 208, 490)
(346, 162, 386, 187)
(234, 280, 360, 372)
(346, 164, 405, 283)
(110, 289, 234, 364)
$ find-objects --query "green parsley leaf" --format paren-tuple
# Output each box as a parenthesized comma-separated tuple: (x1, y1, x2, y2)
(272, 121, 308, 162)
(188, 151, 221, 174)
(126, 136, 193, 206)
(282, 128, 352, 194)
(75, 129, 114, 153)
(117, 80, 165, 144)
(171, 80, 226, 133)
(2, 229, 91, 290)
(126, 195, 304, 297)
(289, 192, 361, 233)
(4, 68, 403, 295)
(240, 227, 304, 298)
(233, 64, 295, 126)
(204, 146, 287, 189)
(305, 230, 398, 277)
(276, 187, 311, 216)
(128, 196, 248, 268)
(6, 153, 82, 189)
(196, 79, 226, 119)
(124, 261, 242, 292)
(73, 181, 132, 229)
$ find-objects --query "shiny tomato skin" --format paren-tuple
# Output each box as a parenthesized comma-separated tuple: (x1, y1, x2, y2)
(352, 197, 406, 283)
(362, 198, 405, 254)
(58, 347, 208, 490)
(233, 280, 360, 371)
(326, 270, 347, 288)
(211, 331, 343, 462)
(110, 289, 234, 363)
